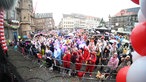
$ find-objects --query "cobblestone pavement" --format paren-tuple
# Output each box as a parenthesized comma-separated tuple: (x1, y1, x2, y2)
(7, 47, 115, 82)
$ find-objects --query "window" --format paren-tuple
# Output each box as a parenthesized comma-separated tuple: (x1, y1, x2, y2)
(49, 21, 52, 24)
(49, 18, 52, 21)
(11, 10, 15, 19)
(28, 4, 31, 10)
(135, 16, 137, 21)
(124, 17, 128, 21)
(17, 12, 21, 21)
(131, 16, 135, 21)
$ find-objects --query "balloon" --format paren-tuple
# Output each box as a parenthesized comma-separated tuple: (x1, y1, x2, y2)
(116, 66, 130, 82)
(138, 10, 146, 23)
(130, 22, 146, 56)
(131, 51, 142, 62)
(131, 0, 139, 4)
(127, 57, 146, 82)
(77, 72, 84, 78)
(140, 0, 146, 18)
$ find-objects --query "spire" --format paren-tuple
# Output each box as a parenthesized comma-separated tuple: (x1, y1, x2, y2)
(99, 18, 105, 27)
(108, 14, 111, 18)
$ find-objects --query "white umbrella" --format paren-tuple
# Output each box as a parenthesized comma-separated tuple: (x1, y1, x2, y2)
(122, 39, 130, 43)
(105, 32, 109, 35)
(109, 39, 119, 44)
(96, 31, 100, 34)
(79, 43, 86, 48)
(68, 33, 74, 36)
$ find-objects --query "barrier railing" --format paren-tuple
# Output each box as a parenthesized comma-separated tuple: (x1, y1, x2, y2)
(16, 45, 116, 82)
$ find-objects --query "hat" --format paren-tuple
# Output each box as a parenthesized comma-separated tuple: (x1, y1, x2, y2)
(126, 55, 130, 58)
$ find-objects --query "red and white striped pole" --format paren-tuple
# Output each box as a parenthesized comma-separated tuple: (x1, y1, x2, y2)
(0, 9, 8, 54)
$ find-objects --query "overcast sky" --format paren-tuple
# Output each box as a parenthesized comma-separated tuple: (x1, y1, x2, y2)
(32, 0, 139, 25)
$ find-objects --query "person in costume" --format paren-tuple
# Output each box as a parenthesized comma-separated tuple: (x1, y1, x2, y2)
(75, 49, 84, 71)
(85, 51, 97, 76)
(82, 46, 90, 62)
(62, 49, 71, 73)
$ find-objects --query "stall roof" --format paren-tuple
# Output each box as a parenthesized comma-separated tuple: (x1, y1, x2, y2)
(96, 27, 110, 30)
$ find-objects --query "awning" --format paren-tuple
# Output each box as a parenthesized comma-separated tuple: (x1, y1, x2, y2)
(9, 25, 19, 29)
(4, 21, 20, 29)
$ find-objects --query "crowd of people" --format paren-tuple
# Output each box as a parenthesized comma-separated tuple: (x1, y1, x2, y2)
(11, 29, 133, 80)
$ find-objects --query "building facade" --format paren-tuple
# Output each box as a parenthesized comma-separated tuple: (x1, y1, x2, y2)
(4, 0, 35, 40)
(109, 7, 140, 31)
(86, 16, 100, 29)
(19, 0, 34, 37)
(34, 13, 55, 32)
(4, 0, 21, 41)
(59, 13, 100, 29)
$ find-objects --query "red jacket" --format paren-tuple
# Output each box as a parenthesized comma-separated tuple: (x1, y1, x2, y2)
(76, 55, 84, 63)
(63, 53, 71, 68)
(83, 48, 90, 61)
(71, 52, 78, 63)
(86, 52, 97, 65)
(76, 51, 84, 70)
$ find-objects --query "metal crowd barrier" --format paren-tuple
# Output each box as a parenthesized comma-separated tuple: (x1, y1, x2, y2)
(16, 45, 116, 82)
(53, 58, 116, 81)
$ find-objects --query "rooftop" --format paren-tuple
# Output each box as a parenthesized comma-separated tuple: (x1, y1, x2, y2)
(114, 7, 140, 17)
(35, 13, 53, 18)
